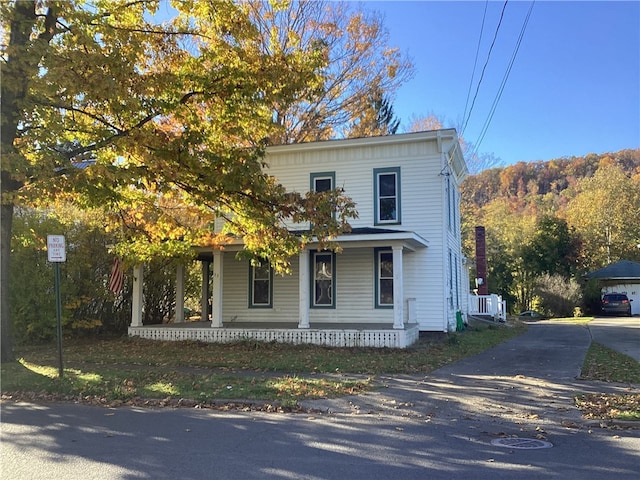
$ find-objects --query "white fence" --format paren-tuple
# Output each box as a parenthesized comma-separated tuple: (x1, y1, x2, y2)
(468, 294, 507, 321)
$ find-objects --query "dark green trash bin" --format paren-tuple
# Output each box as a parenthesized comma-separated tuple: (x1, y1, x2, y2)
(456, 311, 465, 332)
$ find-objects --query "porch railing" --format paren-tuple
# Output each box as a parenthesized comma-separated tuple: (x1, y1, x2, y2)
(128, 324, 420, 348)
(468, 294, 507, 321)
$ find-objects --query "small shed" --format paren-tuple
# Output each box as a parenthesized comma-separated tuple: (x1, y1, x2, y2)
(584, 260, 640, 315)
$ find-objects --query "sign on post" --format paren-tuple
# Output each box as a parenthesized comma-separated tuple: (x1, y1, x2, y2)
(47, 235, 66, 377)
(47, 235, 66, 263)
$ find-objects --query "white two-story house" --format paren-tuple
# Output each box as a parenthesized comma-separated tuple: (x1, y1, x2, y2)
(128, 129, 470, 348)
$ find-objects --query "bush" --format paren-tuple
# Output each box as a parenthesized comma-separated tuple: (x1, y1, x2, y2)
(10, 207, 203, 342)
(10, 208, 127, 342)
(581, 278, 603, 316)
(533, 274, 582, 317)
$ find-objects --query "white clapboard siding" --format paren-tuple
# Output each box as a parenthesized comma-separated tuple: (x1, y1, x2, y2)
(220, 248, 394, 325)
(211, 131, 468, 333)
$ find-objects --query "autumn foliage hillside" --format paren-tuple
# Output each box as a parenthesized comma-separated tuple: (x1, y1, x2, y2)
(460, 149, 640, 314)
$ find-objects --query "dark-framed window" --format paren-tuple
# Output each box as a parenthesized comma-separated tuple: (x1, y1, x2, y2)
(311, 251, 336, 308)
(375, 248, 394, 308)
(249, 261, 272, 308)
(374, 167, 401, 225)
(311, 172, 336, 224)
(311, 171, 335, 193)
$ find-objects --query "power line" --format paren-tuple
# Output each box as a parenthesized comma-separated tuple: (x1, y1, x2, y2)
(471, 1, 536, 158)
(461, 0, 509, 136)
(461, 0, 489, 127)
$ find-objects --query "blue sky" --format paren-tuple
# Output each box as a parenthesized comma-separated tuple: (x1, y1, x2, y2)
(365, 0, 640, 166)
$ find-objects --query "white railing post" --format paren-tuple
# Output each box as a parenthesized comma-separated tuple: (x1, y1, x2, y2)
(298, 249, 310, 328)
(175, 263, 185, 323)
(211, 251, 223, 328)
(392, 246, 404, 329)
(467, 293, 506, 321)
(131, 264, 144, 327)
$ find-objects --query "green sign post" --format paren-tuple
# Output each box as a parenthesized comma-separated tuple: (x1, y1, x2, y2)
(47, 235, 66, 378)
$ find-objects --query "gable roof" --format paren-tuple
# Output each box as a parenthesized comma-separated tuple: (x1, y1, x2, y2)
(584, 260, 640, 280)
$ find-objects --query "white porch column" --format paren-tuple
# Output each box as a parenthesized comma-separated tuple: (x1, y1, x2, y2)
(131, 264, 144, 327)
(298, 249, 310, 328)
(392, 246, 404, 329)
(175, 263, 185, 323)
(200, 261, 210, 322)
(211, 251, 223, 328)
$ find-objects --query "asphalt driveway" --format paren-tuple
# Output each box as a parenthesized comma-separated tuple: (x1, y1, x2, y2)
(302, 321, 639, 426)
(588, 316, 640, 362)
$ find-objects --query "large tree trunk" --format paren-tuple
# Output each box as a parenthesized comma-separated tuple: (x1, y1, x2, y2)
(1, 202, 14, 362)
(1, 2, 53, 362)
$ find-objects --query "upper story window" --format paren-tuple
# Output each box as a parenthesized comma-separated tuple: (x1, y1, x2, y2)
(311, 172, 335, 193)
(374, 167, 401, 225)
(249, 262, 272, 308)
(311, 251, 335, 308)
(310, 172, 336, 225)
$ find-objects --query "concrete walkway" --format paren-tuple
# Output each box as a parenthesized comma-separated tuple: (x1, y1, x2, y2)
(302, 321, 639, 431)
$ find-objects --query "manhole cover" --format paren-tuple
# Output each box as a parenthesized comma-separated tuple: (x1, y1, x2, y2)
(491, 438, 553, 449)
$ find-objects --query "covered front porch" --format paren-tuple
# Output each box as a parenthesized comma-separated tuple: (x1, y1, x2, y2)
(127, 228, 428, 348)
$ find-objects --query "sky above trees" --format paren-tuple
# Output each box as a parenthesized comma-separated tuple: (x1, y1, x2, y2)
(370, 1, 639, 165)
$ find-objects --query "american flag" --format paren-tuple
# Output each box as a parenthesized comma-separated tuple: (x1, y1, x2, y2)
(108, 258, 124, 294)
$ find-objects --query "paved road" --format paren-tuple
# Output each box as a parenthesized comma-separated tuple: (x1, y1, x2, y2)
(2, 322, 639, 480)
(588, 316, 640, 362)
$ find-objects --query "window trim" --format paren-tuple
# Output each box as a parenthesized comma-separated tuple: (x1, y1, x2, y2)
(310, 171, 335, 193)
(310, 172, 336, 224)
(374, 247, 394, 309)
(310, 250, 336, 309)
(373, 167, 401, 225)
(248, 261, 273, 308)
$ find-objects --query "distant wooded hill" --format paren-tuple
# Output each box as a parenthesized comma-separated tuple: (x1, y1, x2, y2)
(462, 149, 640, 209)
(459, 148, 640, 314)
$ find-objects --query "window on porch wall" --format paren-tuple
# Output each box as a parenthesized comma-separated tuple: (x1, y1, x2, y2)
(375, 248, 393, 308)
(249, 262, 272, 308)
(312, 252, 335, 308)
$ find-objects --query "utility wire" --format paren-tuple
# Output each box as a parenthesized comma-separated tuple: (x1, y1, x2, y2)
(461, 0, 489, 127)
(471, 0, 535, 158)
(461, 0, 509, 136)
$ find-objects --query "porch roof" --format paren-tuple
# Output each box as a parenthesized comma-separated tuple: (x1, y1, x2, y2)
(196, 227, 428, 261)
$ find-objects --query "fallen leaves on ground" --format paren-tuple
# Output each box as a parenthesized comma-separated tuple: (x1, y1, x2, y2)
(575, 393, 640, 421)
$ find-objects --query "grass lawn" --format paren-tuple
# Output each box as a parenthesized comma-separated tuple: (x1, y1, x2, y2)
(543, 316, 640, 422)
(546, 316, 594, 325)
(2, 319, 638, 422)
(576, 342, 640, 422)
(2, 322, 525, 409)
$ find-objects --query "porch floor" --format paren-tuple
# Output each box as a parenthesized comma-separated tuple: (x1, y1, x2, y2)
(128, 321, 420, 348)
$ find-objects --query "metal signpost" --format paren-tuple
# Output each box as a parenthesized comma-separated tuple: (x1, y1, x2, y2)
(47, 235, 66, 378)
